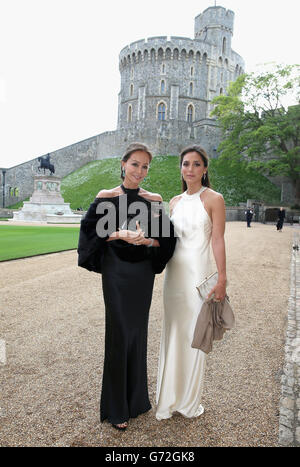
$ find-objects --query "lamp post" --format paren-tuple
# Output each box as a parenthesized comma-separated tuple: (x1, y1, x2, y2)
(2, 170, 6, 208)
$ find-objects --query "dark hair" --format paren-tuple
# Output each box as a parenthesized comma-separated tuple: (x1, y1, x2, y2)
(121, 142, 153, 180)
(180, 145, 211, 192)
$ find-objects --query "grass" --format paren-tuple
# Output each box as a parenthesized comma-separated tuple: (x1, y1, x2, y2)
(59, 155, 280, 210)
(0, 225, 80, 261)
(7, 155, 281, 211)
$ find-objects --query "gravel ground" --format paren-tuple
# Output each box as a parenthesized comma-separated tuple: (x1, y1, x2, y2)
(0, 222, 293, 447)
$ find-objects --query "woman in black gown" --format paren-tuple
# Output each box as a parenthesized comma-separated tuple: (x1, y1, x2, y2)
(77, 143, 176, 430)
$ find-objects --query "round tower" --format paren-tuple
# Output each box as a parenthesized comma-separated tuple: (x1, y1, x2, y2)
(194, 6, 234, 55)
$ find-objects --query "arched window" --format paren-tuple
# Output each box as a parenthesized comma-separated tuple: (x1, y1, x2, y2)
(173, 48, 179, 60)
(161, 63, 165, 74)
(128, 105, 132, 122)
(189, 82, 193, 96)
(191, 66, 194, 77)
(160, 80, 165, 94)
(158, 102, 166, 121)
(188, 50, 194, 61)
(130, 84, 133, 96)
(222, 37, 226, 55)
(187, 104, 194, 123)
(158, 48, 164, 61)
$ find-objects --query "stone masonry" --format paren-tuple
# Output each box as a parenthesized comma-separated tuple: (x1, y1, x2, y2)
(279, 227, 300, 446)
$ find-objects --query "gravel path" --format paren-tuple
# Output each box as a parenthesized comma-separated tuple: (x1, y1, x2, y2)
(0, 222, 293, 447)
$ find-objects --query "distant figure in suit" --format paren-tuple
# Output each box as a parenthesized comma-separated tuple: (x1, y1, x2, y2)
(245, 208, 254, 228)
(276, 207, 286, 232)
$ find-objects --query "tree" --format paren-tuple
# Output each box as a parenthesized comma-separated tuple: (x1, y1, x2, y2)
(211, 64, 300, 203)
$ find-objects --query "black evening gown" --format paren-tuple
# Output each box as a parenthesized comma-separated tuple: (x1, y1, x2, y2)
(77, 185, 176, 424)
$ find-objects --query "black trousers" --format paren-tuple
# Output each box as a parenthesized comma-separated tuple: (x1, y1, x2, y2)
(100, 246, 155, 424)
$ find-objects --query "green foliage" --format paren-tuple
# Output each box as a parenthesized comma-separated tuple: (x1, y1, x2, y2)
(6, 156, 281, 211)
(0, 225, 79, 261)
(209, 158, 280, 206)
(60, 155, 279, 209)
(211, 64, 300, 200)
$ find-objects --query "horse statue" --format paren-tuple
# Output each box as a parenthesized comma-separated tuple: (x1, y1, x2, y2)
(37, 154, 55, 175)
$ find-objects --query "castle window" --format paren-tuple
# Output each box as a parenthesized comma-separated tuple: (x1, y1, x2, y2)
(222, 37, 226, 55)
(160, 80, 165, 94)
(189, 82, 193, 96)
(187, 104, 194, 123)
(158, 48, 164, 61)
(131, 68, 134, 79)
(128, 105, 132, 122)
(191, 66, 194, 77)
(130, 84, 133, 96)
(173, 48, 179, 60)
(161, 63, 166, 74)
(158, 103, 166, 121)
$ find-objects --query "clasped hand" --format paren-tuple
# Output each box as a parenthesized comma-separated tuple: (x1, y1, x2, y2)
(207, 280, 226, 302)
(106, 221, 146, 246)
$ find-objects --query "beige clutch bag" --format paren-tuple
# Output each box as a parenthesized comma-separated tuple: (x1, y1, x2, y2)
(196, 272, 229, 300)
(196, 272, 218, 300)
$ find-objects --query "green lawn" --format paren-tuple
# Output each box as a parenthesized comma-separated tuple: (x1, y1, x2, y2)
(0, 225, 80, 261)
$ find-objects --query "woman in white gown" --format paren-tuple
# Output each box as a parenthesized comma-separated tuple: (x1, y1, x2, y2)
(156, 145, 227, 420)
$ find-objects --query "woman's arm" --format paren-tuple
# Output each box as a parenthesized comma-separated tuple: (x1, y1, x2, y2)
(207, 194, 227, 301)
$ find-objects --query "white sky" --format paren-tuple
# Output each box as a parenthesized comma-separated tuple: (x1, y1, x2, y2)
(0, 0, 299, 168)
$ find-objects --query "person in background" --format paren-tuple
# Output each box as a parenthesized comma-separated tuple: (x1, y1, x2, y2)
(245, 208, 254, 228)
(276, 207, 286, 232)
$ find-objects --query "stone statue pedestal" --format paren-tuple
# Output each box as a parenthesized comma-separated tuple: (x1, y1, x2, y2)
(11, 175, 82, 223)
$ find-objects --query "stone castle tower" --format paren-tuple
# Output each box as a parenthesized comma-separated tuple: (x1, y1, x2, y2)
(1, 5, 245, 207)
(117, 6, 244, 156)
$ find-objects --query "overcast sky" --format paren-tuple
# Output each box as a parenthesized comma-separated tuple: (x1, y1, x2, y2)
(0, 0, 299, 168)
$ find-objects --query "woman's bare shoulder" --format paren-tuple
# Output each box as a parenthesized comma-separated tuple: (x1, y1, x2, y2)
(96, 187, 121, 198)
(204, 188, 224, 202)
(170, 194, 183, 205)
(139, 188, 163, 202)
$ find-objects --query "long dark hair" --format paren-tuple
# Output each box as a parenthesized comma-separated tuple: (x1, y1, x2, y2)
(180, 145, 211, 192)
(121, 142, 153, 180)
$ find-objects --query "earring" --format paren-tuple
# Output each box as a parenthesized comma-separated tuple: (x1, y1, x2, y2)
(203, 173, 207, 181)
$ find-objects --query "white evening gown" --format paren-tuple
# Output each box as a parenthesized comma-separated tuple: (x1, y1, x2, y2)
(156, 186, 213, 420)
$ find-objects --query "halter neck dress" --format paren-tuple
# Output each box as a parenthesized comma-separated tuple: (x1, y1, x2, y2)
(156, 186, 213, 419)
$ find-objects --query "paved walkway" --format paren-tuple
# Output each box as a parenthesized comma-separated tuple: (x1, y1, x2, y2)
(0, 222, 295, 446)
(279, 226, 300, 446)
